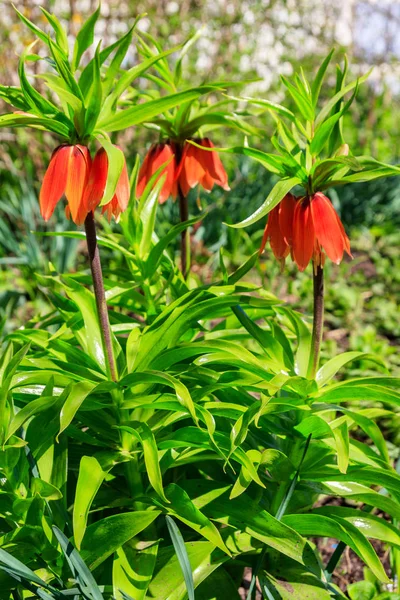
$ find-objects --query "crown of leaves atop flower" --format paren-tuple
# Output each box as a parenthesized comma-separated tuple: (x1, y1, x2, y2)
(0, 6, 221, 207)
(224, 50, 400, 231)
(129, 29, 258, 143)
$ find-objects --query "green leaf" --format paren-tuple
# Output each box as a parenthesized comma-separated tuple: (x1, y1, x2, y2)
(0, 112, 70, 138)
(311, 49, 335, 108)
(348, 581, 376, 600)
(229, 176, 302, 228)
(84, 45, 102, 134)
(13, 5, 51, 48)
(93, 136, 125, 206)
(283, 514, 389, 582)
(39, 7, 69, 55)
(98, 86, 220, 132)
(313, 506, 400, 548)
(102, 45, 181, 115)
(18, 44, 61, 118)
(113, 540, 158, 600)
(164, 483, 231, 555)
(58, 380, 103, 438)
(118, 423, 168, 502)
(148, 542, 226, 600)
(0, 547, 51, 588)
(316, 351, 387, 387)
(48, 37, 83, 101)
(281, 75, 314, 121)
(181, 480, 311, 567)
(53, 526, 104, 600)
(166, 516, 195, 600)
(72, 5, 101, 71)
(316, 69, 371, 126)
(73, 456, 105, 550)
(146, 213, 204, 275)
(81, 511, 160, 571)
(332, 421, 349, 473)
(310, 84, 358, 155)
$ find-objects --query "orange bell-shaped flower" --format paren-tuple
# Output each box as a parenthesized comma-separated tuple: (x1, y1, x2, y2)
(137, 142, 177, 204)
(260, 192, 351, 271)
(260, 194, 296, 268)
(177, 138, 230, 197)
(82, 146, 130, 222)
(40, 144, 91, 225)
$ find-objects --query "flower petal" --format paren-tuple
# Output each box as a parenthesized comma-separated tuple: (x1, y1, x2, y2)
(83, 148, 108, 214)
(198, 138, 230, 191)
(39, 145, 71, 221)
(137, 145, 155, 198)
(293, 198, 315, 271)
(115, 156, 130, 211)
(178, 142, 205, 192)
(138, 143, 176, 203)
(310, 192, 346, 264)
(65, 145, 91, 225)
(279, 193, 296, 246)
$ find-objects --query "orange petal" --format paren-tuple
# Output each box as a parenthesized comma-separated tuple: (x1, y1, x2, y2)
(198, 138, 230, 191)
(200, 170, 215, 192)
(293, 198, 315, 271)
(115, 155, 130, 212)
(179, 142, 205, 190)
(310, 192, 346, 265)
(39, 145, 71, 221)
(137, 145, 155, 198)
(279, 193, 296, 246)
(65, 145, 91, 225)
(83, 148, 108, 213)
(151, 144, 176, 204)
(138, 143, 176, 203)
(268, 205, 289, 260)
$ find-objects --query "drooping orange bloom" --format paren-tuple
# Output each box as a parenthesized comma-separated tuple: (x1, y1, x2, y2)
(82, 147, 130, 222)
(40, 144, 91, 225)
(136, 138, 229, 202)
(177, 138, 230, 197)
(136, 142, 177, 203)
(260, 194, 296, 268)
(260, 192, 351, 271)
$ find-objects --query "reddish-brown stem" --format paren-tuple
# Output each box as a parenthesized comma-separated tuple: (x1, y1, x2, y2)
(84, 211, 117, 382)
(178, 185, 190, 278)
(307, 264, 324, 379)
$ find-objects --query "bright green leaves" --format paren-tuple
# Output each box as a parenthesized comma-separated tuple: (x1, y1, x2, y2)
(98, 86, 219, 132)
(3, 7, 220, 146)
(224, 50, 398, 212)
(72, 5, 101, 71)
(73, 456, 105, 549)
(230, 176, 302, 227)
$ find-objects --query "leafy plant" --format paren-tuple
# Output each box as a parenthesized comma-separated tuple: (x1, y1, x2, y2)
(0, 11, 399, 600)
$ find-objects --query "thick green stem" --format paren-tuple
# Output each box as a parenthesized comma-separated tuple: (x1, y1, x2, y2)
(84, 211, 117, 382)
(178, 185, 190, 278)
(307, 265, 324, 379)
(325, 541, 346, 581)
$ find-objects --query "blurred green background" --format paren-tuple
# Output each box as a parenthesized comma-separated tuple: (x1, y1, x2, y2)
(1, 0, 400, 384)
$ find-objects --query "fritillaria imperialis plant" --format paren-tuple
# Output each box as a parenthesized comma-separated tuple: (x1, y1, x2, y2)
(131, 30, 255, 276)
(2, 10, 400, 600)
(224, 51, 400, 377)
(0, 6, 215, 381)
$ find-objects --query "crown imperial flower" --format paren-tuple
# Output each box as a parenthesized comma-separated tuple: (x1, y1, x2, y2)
(137, 138, 229, 202)
(40, 144, 91, 225)
(83, 147, 130, 222)
(40, 144, 130, 225)
(260, 192, 351, 271)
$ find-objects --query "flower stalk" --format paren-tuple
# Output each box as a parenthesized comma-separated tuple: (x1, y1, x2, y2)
(178, 184, 190, 278)
(84, 211, 117, 382)
(308, 264, 324, 379)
